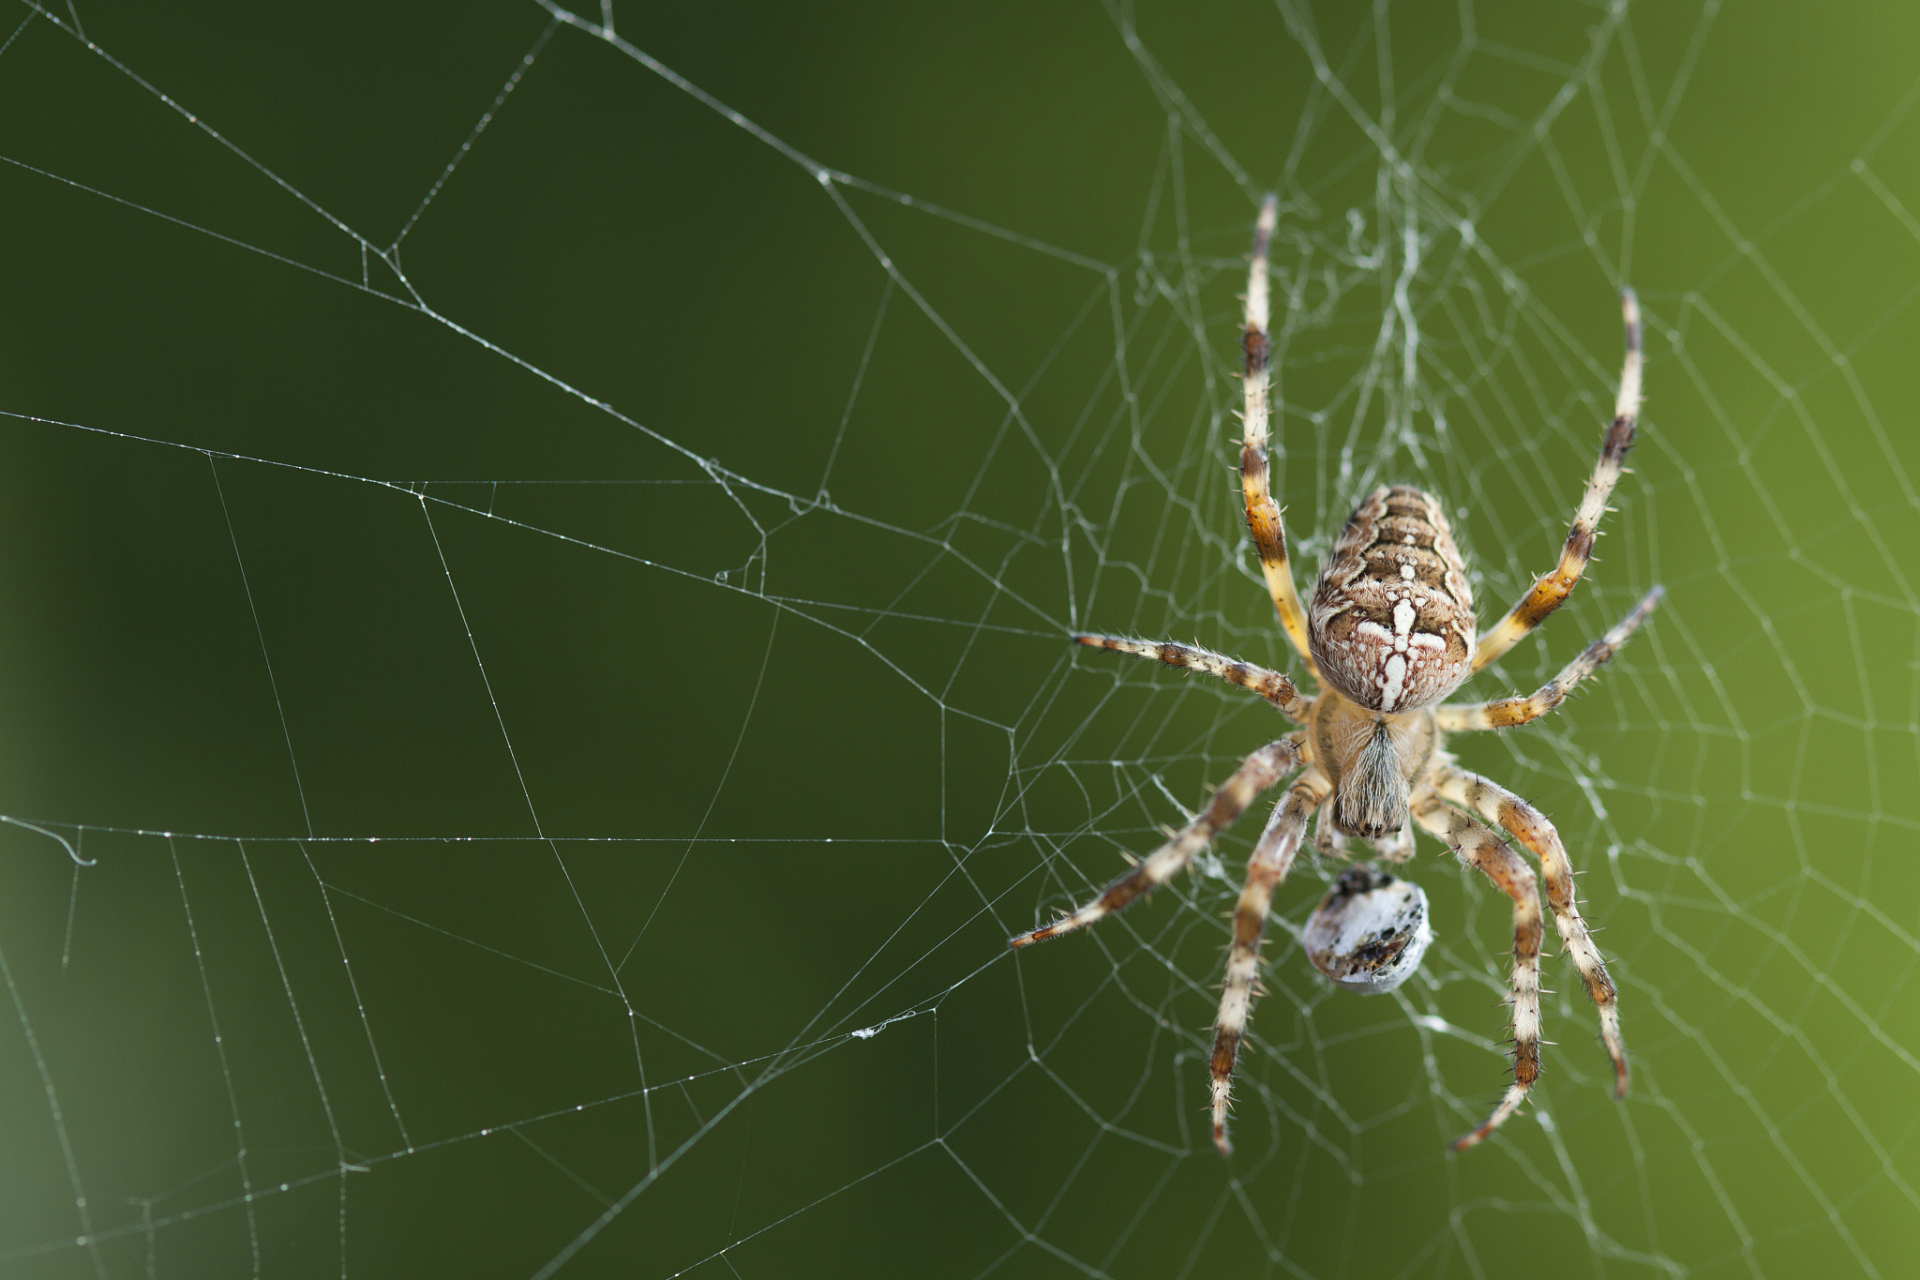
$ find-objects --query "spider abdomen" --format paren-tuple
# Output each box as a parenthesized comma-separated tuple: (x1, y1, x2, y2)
(1308, 485, 1475, 712)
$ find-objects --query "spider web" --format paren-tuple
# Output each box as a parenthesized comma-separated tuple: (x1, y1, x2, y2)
(0, 0, 1917, 1276)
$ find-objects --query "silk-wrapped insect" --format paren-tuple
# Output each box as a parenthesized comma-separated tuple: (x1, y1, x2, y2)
(1303, 867, 1433, 995)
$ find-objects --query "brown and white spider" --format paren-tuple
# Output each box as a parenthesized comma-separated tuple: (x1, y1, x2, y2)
(1012, 195, 1661, 1156)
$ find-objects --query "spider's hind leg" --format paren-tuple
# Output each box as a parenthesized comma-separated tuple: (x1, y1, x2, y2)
(1238, 195, 1319, 677)
(1473, 290, 1643, 672)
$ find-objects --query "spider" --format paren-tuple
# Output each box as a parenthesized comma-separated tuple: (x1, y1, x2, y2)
(1011, 195, 1661, 1156)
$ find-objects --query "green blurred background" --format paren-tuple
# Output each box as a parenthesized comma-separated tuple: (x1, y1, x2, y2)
(0, 0, 1916, 1275)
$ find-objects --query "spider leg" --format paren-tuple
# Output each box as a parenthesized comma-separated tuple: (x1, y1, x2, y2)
(1211, 773, 1327, 1155)
(1411, 790, 1544, 1151)
(1072, 634, 1310, 721)
(1240, 195, 1318, 678)
(1473, 290, 1642, 672)
(1009, 737, 1303, 949)
(1433, 766, 1628, 1098)
(1438, 585, 1662, 732)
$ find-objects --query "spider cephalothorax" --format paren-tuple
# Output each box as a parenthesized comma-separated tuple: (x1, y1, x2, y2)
(1013, 193, 1661, 1156)
(1310, 693, 1435, 840)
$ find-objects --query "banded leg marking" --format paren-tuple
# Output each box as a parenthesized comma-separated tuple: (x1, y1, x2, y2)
(1474, 289, 1643, 672)
(1009, 738, 1303, 949)
(1210, 774, 1326, 1155)
(1072, 634, 1309, 721)
(1435, 766, 1628, 1098)
(1411, 791, 1544, 1150)
(1240, 195, 1317, 675)
(1439, 585, 1663, 732)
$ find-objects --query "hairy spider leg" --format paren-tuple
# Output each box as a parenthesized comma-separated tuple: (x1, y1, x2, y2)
(1411, 792, 1544, 1150)
(1240, 194, 1318, 678)
(1071, 634, 1311, 721)
(1211, 774, 1326, 1155)
(1435, 767, 1628, 1098)
(1438, 585, 1662, 732)
(1009, 738, 1303, 948)
(1474, 289, 1643, 672)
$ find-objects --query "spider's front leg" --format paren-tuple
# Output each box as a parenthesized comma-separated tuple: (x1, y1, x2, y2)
(1434, 767, 1628, 1096)
(1211, 773, 1327, 1155)
(1411, 791, 1545, 1150)
(1009, 737, 1302, 948)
